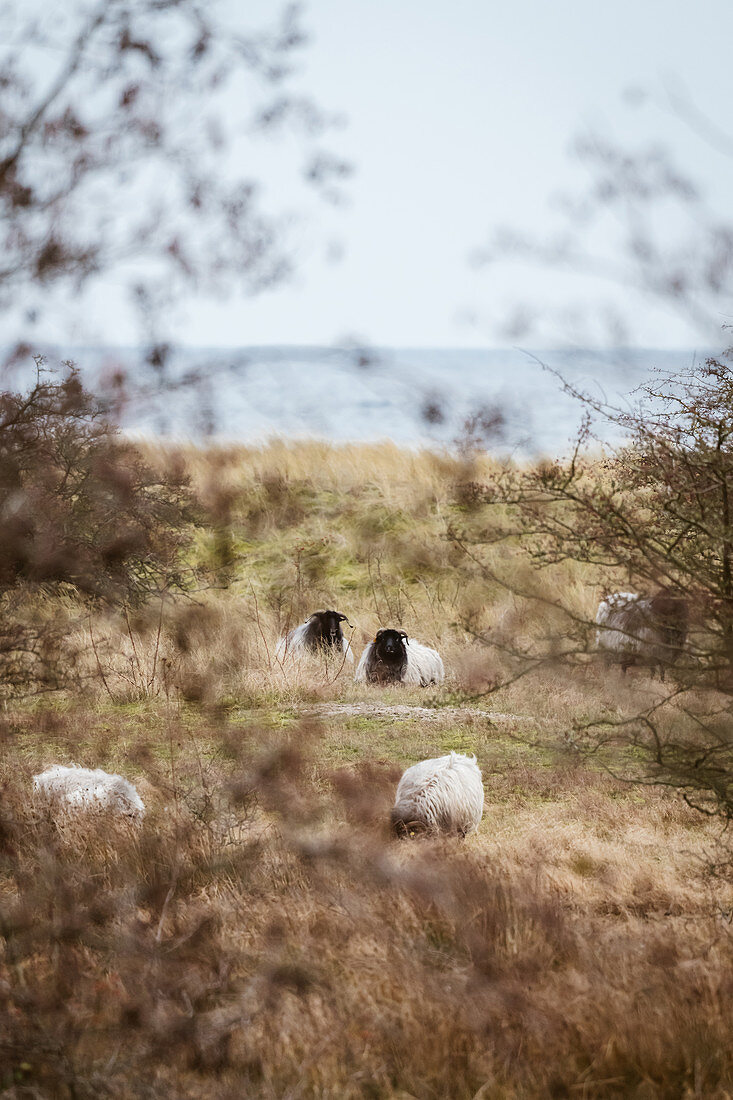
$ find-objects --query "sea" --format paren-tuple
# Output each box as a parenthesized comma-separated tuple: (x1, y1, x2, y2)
(8, 344, 707, 457)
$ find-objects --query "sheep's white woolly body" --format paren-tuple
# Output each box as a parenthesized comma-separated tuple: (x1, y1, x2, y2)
(33, 765, 145, 820)
(354, 638, 444, 685)
(392, 752, 483, 836)
(276, 621, 354, 663)
(595, 592, 643, 655)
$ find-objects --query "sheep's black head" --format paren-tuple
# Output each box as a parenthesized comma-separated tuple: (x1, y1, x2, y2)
(370, 629, 409, 682)
(374, 628, 408, 661)
(307, 610, 351, 650)
(648, 590, 689, 649)
(650, 590, 688, 624)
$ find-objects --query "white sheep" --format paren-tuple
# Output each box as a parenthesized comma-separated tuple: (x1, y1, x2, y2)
(33, 765, 146, 821)
(595, 590, 688, 677)
(354, 629, 445, 685)
(276, 609, 354, 664)
(391, 752, 484, 837)
(595, 592, 640, 654)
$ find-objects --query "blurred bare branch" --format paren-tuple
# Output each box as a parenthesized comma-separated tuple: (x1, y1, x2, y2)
(0, 0, 348, 345)
(477, 93, 733, 344)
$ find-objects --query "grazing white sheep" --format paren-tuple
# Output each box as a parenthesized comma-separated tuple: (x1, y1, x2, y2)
(354, 629, 444, 686)
(391, 752, 484, 837)
(276, 609, 354, 664)
(33, 765, 145, 821)
(595, 590, 688, 677)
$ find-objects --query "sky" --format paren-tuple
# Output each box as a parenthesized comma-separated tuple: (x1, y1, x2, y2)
(194, 0, 733, 349)
(25, 0, 733, 349)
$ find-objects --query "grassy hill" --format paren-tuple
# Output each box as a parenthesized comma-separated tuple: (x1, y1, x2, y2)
(2, 441, 733, 1098)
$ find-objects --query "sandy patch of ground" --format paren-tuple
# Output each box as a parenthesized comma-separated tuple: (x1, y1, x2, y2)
(300, 702, 541, 724)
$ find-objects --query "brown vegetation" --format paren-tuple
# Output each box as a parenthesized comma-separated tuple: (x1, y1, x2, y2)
(1, 435, 733, 1096)
(0, 362, 192, 696)
(3, 701, 733, 1098)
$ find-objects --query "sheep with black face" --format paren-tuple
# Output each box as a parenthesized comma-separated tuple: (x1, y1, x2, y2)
(354, 628, 444, 686)
(276, 610, 354, 663)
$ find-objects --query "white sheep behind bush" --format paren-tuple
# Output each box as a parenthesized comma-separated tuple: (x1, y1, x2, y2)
(595, 590, 688, 675)
(391, 752, 483, 836)
(33, 765, 146, 821)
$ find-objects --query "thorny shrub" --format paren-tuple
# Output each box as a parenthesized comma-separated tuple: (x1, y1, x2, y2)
(450, 356, 733, 824)
(0, 359, 193, 695)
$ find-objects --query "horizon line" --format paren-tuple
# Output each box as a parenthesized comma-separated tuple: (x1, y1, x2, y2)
(1, 342, 715, 354)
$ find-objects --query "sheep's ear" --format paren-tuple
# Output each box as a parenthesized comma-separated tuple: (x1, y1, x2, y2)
(338, 614, 351, 625)
(400, 632, 409, 643)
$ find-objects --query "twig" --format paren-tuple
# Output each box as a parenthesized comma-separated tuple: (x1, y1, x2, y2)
(149, 595, 165, 692)
(155, 883, 176, 944)
(88, 617, 114, 701)
(124, 605, 145, 690)
(250, 583, 274, 671)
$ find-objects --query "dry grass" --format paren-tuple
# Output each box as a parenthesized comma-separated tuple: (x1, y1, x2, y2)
(2, 440, 733, 1098)
(3, 702, 733, 1098)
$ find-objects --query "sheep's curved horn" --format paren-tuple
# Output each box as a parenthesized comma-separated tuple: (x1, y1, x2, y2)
(338, 614, 352, 625)
(393, 818, 428, 838)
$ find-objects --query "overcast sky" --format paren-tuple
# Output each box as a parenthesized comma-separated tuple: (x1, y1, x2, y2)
(50, 1, 733, 349)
